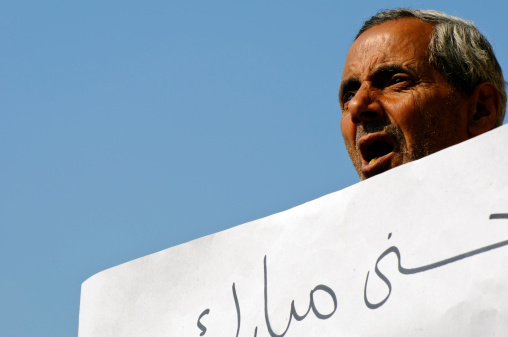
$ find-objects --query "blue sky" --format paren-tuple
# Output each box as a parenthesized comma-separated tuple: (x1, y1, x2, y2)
(1, 1, 507, 336)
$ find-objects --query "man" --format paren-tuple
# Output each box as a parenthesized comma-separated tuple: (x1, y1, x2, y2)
(339, 9, 506, 180)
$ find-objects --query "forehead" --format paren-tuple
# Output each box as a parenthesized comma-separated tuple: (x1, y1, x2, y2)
(343, 18, 435, 78)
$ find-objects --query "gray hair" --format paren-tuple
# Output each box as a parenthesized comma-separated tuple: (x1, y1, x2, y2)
(356, 8, 506, 127)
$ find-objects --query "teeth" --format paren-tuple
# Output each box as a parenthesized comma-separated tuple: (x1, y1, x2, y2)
(369, 158, 377, 164)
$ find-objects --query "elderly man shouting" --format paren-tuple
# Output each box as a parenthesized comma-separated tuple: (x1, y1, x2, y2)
(339, 9, 506, 180)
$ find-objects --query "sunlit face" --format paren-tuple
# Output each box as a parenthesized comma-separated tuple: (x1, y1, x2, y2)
(339, 18, 473, 180)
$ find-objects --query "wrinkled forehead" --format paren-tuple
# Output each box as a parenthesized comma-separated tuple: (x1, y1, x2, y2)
(342, 18, 435, 78)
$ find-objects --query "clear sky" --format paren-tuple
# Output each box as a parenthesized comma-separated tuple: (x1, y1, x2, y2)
(1, 1, 507, 336)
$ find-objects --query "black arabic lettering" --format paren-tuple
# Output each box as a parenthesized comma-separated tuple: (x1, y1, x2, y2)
(232, 283, 258, 337)
(264, 256, 337, 337)
(365, 215, 508, 309)
(490, 213, 508, 219)
(233, 283, 241, 337)
(197, 309, 210, 336)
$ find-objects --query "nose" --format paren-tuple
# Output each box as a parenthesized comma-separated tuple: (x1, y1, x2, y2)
(347, 85, 384, 125)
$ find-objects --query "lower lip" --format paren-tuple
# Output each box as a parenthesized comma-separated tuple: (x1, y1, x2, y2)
(361, 152, 395, 178)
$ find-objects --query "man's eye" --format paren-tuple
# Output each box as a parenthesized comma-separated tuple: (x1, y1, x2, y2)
(344, 92, 355, 102)
(389, 75, 410, 85)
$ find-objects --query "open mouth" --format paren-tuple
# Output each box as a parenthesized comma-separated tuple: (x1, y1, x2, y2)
(363, 140, 395, 164)
(358, 133, 396, 168)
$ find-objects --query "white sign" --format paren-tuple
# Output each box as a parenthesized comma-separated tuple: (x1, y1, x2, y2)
(78, 125, 508, 337)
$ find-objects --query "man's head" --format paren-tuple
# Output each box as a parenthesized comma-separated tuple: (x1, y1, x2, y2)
(339, 9, 506, 180)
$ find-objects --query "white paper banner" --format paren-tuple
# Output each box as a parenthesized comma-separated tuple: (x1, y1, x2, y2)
(79, 125, 508, 337)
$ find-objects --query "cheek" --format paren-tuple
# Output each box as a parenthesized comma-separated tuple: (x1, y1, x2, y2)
(340, 115, 356, 149)
(385, 93, 426, 145)
(390, 93, 421, 122)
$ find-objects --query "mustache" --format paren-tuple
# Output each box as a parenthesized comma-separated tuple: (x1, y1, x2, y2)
(355, 123, 405, 145)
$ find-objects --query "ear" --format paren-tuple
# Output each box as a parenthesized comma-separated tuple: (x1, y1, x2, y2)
(468, 82, 500, 137)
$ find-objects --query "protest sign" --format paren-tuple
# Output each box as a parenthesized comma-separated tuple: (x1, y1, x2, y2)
(79, 125, 508, 337)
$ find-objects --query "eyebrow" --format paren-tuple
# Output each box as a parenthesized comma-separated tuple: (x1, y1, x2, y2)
(339, 63, 417, 102)
(373, 64, 416, 79)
